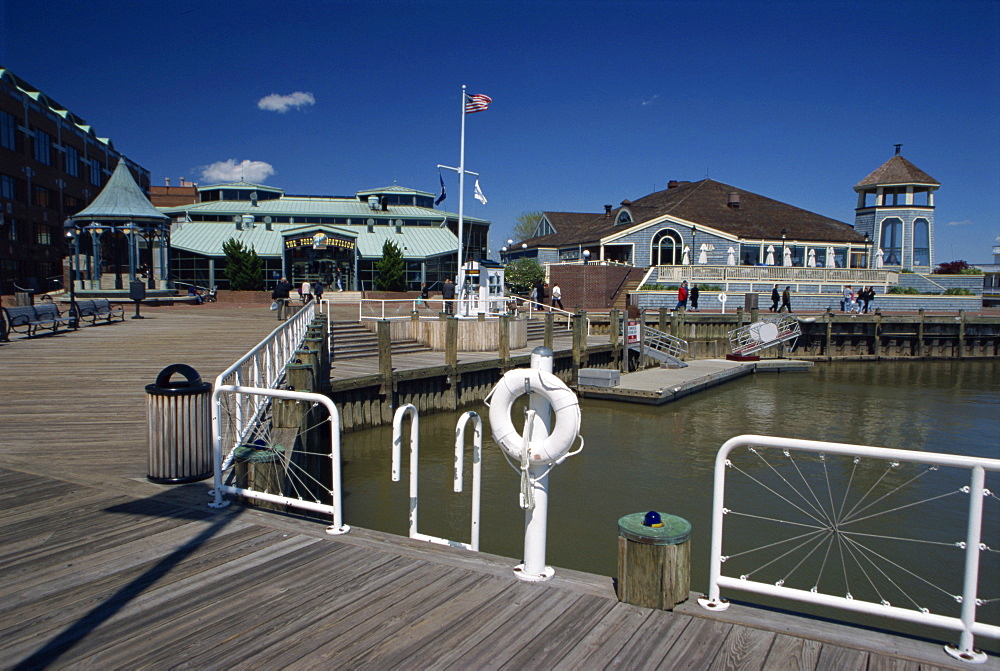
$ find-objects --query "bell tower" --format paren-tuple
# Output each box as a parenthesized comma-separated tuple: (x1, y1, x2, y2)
(853, 146, 939, 270)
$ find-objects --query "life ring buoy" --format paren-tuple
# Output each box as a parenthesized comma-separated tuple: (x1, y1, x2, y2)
(488, 368, 581, 465)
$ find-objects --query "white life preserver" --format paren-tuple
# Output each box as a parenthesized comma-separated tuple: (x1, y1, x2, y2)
(487, 368, 581, 466)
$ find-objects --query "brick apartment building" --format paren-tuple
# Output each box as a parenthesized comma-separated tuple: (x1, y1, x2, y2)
(0, 66, 151, 294)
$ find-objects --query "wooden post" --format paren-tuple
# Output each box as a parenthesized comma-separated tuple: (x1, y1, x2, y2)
(544, 311, 554, 351)
(958, 310, 966, 359)
(825, 310, 833, 358)
(610, 309, 622, 373)
(286, 361, 314, 393)
(918, 309, 926, 358)
(498, 314, 510, 369)
(617, 512, 691, 610)
(377, 320, 393, 421)
(658, 307, 668, 332)
(750, 306, 759, 323)
(873, 313, 882, 358)
(670, 309, 680, 338)
(578, 310, 589, 369)
(445, 317, 458, 410)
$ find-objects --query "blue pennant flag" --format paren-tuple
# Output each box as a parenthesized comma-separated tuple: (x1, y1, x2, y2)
(435, 173, 447, 206)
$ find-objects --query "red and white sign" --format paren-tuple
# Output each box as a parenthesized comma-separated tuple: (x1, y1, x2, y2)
(627, 320, 639, 344)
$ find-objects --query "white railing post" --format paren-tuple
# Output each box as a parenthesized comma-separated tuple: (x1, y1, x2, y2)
(520, 347, 554, 580)
(950, 465, 988, 663)
(455, 411, 483, 551)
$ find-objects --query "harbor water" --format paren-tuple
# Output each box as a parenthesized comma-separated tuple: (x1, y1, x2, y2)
(340, 359, 999, 643)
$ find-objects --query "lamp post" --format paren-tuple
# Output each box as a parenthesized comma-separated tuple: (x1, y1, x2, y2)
(583, 249, 591, 265)
(118, 221, 140, 283)
(500, 246, 508, 263)
(64, 224, 79, 328)
(781, 228, 787, 268)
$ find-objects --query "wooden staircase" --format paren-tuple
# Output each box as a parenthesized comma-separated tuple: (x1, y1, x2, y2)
(329, 321, 432, 360)
(612, 278, 643, 312)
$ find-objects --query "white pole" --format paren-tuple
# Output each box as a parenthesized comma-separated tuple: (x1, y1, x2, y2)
(457, 84, 466, 281)
(519, 346, 555, 581)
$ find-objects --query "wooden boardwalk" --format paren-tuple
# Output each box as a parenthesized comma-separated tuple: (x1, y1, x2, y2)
(0, 304, 992, 669)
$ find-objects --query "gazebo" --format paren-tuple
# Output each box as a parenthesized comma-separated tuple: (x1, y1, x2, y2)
(67, 161, 171, 293)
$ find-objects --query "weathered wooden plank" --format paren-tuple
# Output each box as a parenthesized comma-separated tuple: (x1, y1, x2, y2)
(550, 601, 653, 670)
(657, 615, 733, 669)
(605, 608, 693, 669)
(499, 593, 618, 669)
(814, 643, 869, 670)
(709, 624, 776, 671)
(761, 634, 822, 671)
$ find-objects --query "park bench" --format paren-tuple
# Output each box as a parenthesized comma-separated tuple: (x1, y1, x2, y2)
(73, 298, 125, 325)
(2, 303, 76, 337)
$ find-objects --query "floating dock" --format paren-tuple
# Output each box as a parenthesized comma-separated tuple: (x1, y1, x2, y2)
(578, 358, 813, 405)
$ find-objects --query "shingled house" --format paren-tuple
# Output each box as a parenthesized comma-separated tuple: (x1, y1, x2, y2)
(511, 178, 871, 271)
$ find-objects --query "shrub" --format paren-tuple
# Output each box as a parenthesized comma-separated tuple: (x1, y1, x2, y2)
(888, 286, 920, 295)
(944, 287, 975, 296)
(221, 238, 264, 291)
(504, 258, 545, 293)
(374, 240, 405, 291)
(933, 260, 981, 275)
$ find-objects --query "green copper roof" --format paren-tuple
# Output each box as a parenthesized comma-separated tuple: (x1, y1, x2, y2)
(72, 161, 168, 223)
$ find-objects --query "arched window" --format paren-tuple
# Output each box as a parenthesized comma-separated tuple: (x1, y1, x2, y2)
(879, 217, 903, 266)
(913, 218, 930, 267)
(651, 229, 683, 265)
(617, 210, 632, 225)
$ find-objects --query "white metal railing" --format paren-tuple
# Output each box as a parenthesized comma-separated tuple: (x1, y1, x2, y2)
(212, 302, 315, 474)
(360, 297, 512, 321)
(209, 385, 348, 535)
(391, 405, 482, 551)
(641, 324, 688, 360)
(728, 315, 801, 356)
(654, 265, 898, 288)
(700, 435, 1000, 664)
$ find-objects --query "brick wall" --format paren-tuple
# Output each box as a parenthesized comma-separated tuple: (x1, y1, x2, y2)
(549, 265, 645, 310)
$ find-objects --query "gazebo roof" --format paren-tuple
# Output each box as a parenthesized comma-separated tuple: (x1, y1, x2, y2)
(71, 161, 169, 224)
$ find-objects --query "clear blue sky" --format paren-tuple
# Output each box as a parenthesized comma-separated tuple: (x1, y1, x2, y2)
(2, 0, 997, 263)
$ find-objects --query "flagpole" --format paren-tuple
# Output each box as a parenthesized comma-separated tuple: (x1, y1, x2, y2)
(457, 84, 466, 278)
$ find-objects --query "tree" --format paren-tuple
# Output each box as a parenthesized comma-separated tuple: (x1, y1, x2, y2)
(933, 260, 981, 275)
(374, 239, 406, 291)
(504, 258, 545, 294)
(221, 238, 263, 291)
(511, 210, 543, 243)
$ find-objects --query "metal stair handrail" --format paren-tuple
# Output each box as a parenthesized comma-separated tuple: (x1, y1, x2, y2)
(728, 314, 801, 356)
(642, 324, 688, 359)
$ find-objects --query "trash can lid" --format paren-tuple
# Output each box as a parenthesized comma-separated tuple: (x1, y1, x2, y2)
(618, 511, 691, 545)
(145, 363, 212, 396)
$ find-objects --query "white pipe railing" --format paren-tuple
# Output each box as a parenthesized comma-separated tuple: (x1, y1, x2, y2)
(209, 385, 349, 536)
(699, 434, 999, 664)
(654, 265, 898, 289)
(211, 302, 316, 469)
(391, 404, 482, 551)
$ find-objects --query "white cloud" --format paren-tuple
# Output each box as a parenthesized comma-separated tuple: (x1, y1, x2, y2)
(199, 159, 275, 184)
(946, 220, 973, 227)
(257, 91, 315, 113)
(642, 94, 660, 106)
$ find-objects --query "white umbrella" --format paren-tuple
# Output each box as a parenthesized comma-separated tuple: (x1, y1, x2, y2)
(726, 246, 736, 266)
(765, 245, 775, 266)
(826, 246, 836, 268)
(682, 245, 690, 265)
(875, 248, 884, 269)
(783, 246, 793, 267)
(807, 248, 817, 268)
(698, 243, 708, 264)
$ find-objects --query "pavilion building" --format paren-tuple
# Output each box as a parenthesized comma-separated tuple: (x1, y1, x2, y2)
(155, 181, 490, 292)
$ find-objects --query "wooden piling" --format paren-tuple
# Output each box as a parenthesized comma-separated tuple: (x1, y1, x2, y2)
(617, 512, 691, 610)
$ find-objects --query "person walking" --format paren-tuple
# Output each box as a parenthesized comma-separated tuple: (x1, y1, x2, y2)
(770, 284, 779, 312)
(780, 286, 793, 313)
(272, 276, 292, 320)
(300, 280, 312, 304)
(863, 286, 876, 313)
(842, 285, 853, 312)
(442, 277, 455, 314)
(675, 280, 688, 311)
(550, 283, 563, 310)
(335, 267, 344, 291)
(313, 280, 324, 303)
(689, 283, 700, 311)
(534, 281, 547, 310)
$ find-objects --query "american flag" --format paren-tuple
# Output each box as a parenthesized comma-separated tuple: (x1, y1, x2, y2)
(464, 93, 492, 114)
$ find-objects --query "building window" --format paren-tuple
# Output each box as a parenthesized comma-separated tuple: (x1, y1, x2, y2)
(651, 229, 683, 265)
(65, 144, 80, 177)
(32, 185, 53, 208)
(879, 217, 903, 265)
(33, 129, 52, 165)
(90, 159, 102, 186)
(535, 217, 555, 236)
(617, 210, 632, 225)
(913, 218, 930, 266)
(0, 174, 15, 201)
(0, 110, 15, 151)
(37, 224, 52, 246)
(64, 193, 83, 215)
(8, 219, 18, 241)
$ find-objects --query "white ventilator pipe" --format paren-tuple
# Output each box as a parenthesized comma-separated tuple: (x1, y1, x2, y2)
(520, 347, 555, 581)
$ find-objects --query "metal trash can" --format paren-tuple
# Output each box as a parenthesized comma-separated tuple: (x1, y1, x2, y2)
(146, 364, 213, 483)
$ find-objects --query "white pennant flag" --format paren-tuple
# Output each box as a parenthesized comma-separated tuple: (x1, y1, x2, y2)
(473, 178, 488, 204)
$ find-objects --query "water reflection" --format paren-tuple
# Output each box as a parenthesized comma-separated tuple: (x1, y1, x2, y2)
(339, 360, 999, 616)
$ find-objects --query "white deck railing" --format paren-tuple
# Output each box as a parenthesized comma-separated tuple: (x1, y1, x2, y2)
(209, 385, 348, 535)
(700, 435, 999, 663)
(654, 265, 898, 288)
